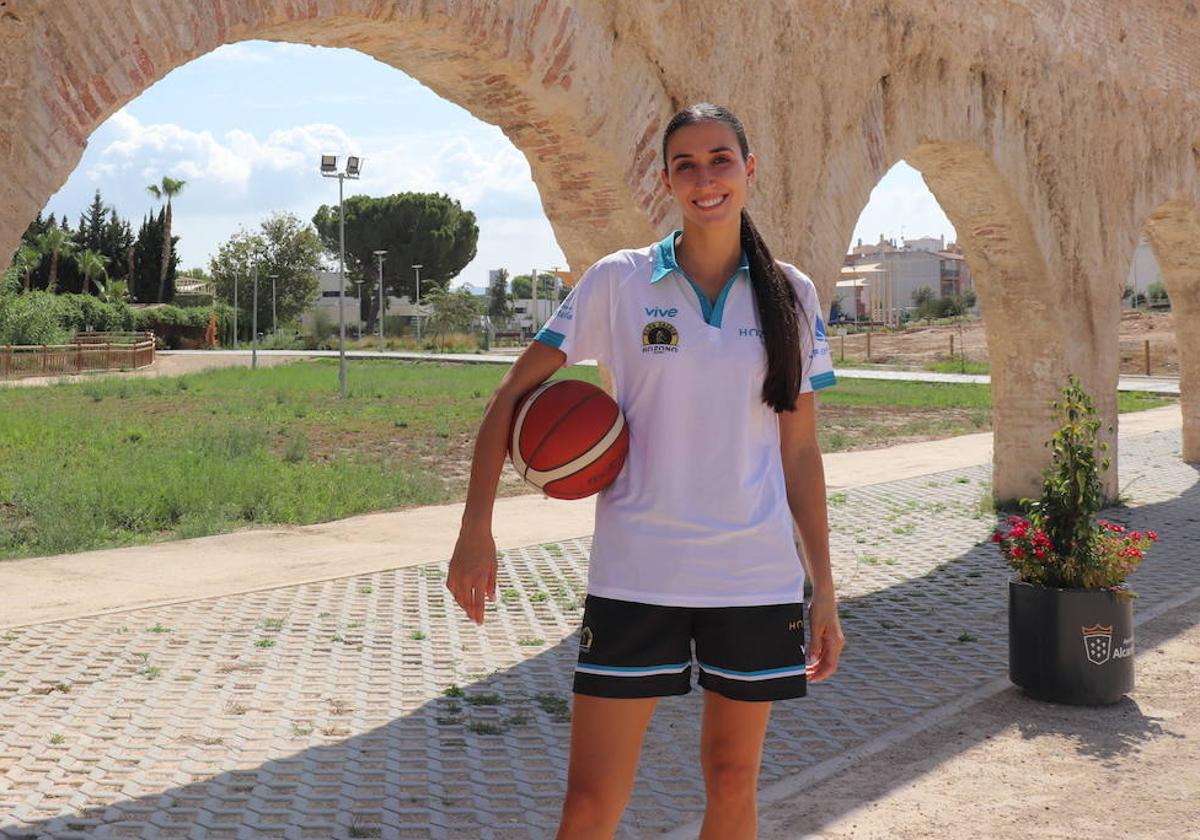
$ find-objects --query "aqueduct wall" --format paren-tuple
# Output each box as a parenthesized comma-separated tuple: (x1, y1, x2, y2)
(1, 0, 1198, 500)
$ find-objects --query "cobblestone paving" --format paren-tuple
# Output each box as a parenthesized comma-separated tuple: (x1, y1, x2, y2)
(1, 431, 1196, 839)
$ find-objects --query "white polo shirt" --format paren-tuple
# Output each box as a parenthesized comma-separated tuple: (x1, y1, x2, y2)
(534, 230, 837, 607)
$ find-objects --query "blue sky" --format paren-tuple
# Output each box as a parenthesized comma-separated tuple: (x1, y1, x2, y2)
(44, 41, 956, 287)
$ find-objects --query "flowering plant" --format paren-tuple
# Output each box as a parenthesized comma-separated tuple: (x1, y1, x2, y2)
(992, 375, 1158, 597)
(994, 514, 1158, 591)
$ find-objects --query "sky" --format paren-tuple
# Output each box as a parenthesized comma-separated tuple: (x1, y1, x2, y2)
(43, 40, 957, 288)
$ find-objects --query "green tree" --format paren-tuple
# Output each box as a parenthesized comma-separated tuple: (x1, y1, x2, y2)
(509, 271, 557, 301)
(487, 269, 511, 321)
(13, 243, 41, 293)
(132, 210, 178, 303)
(74, 248, 109, 296)
(209, 212, 324, 342)
(425, 287, 483, 344)
(34, 226, 76, 293)
(311, 192, 478, 329)
(1147, 281, 1170, 306)
(147, 176, 187, 303)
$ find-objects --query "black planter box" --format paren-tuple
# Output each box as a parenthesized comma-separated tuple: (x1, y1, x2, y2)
(1008, 579, 1135, 705)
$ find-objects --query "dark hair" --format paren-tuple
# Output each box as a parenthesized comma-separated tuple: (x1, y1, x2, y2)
(661, 103, 810, 413)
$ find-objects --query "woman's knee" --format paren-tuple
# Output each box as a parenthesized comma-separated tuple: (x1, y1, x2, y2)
(702, 755, 760, 804)
(558, 783, 628, 836)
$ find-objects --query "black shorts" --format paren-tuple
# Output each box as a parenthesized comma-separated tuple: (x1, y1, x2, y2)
(573, 595, 807, 702)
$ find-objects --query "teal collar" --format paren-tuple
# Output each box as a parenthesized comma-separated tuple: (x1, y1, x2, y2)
(649, 230, 750, 284)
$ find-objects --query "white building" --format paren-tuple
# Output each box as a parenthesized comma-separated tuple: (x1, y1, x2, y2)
(300, 270, 430, 334)
(1125, 233, 1165, 305)
(841, 235, 975, 323)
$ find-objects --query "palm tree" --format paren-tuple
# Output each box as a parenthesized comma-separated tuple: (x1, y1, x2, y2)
(75, 248, 109, 296)
(34, 227, 76, 293)
(14, 243, 41, 293)
(146, 176, 186, 302)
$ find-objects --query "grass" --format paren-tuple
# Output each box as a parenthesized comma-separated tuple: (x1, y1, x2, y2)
(0, 359, 599, 561)
(0, 358, 1175, 561)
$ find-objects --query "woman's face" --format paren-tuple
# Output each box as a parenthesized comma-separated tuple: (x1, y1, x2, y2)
(660, 120, 755, 230)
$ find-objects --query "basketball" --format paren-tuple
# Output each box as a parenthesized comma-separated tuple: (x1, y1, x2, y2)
(509, 379, 629, 500)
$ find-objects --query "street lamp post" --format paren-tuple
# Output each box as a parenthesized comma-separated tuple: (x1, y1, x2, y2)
(320, 153, 363, 399)
(374, 250, 387, 353)
(232, 265, 239, 350)
(412, 263, 423, 343)
(251, 259, 259, 370)
(268, 273, 278, 338)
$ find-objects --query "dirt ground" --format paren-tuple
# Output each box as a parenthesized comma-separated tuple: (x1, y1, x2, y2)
(836, 310, 1180, 375)
(760, 594, 1200, 839)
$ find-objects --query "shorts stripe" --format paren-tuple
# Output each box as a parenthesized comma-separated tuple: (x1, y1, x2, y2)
(698, 661, 807, 682)
(575, 662, 690, 677)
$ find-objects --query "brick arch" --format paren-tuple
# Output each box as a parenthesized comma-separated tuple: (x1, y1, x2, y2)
(1142, 199, 1200, 462)
(0, 0, 675, 273)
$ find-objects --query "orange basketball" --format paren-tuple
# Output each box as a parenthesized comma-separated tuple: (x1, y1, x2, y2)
(509, 379, 629, 500)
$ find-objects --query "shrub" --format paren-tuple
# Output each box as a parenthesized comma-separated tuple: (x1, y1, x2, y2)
(993, 375, 1157, 595)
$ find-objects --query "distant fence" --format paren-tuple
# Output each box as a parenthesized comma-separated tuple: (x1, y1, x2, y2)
(1, 332, 156, 379)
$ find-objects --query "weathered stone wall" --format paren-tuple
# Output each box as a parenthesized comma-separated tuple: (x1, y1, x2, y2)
(1, 0, 1197, 499)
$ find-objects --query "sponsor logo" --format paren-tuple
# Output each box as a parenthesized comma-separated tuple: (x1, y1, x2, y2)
(1082, 624, 1114, 665)
(642, 321, 679, 354)
(556, 301, 575, 321)
(579, 626, 594, 653)
(738, 327, 764, 338)
(788, 619, 803, 631)
(644, 306, 679, 318)
(815, 315, 826, 341)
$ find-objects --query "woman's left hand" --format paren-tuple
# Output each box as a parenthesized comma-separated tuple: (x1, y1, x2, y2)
(805, 591, 845, 682)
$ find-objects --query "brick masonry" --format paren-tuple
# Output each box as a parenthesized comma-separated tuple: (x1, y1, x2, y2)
(0, 1, 1197, 495)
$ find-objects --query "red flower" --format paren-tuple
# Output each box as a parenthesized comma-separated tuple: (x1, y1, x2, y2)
(1011, 546, 1026, 559)
(1034, 548, 1047, 559)
(1129, 531, 1142, 541)
(1148, 530, 1159, 541)
(1129, 548, 1143, 559)
(992, 531, 1003, 543)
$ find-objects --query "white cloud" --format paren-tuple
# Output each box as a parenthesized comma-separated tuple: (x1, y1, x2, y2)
(203, 43, 273, 64)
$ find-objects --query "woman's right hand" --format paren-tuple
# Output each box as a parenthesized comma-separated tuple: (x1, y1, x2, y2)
(447, 527, 498, 625)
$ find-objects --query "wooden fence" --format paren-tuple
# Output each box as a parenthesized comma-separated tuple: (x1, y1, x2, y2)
(1, 332, 156, 379)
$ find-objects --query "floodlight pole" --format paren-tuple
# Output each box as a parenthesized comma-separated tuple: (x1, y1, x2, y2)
(321, 155, 362, 399)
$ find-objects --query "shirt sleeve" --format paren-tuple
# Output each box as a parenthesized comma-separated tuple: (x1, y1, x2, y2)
(788, 267, 837, 394)
(533, 260, 612, 366)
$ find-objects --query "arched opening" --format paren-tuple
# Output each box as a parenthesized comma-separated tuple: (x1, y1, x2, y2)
(0, 1, 672, 273)
(1140, 199, 1200, 461)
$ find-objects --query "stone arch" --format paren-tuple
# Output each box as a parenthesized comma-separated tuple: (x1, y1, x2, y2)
(791, 61, 1080, 503)
(0, 0, 675, 274)
(1141, 199, 1200, 462)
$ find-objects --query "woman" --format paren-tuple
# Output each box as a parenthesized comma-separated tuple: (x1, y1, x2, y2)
(447, 103, 845, 839)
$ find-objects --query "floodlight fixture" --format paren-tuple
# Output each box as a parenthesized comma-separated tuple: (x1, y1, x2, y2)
(346, 156, 362, 177)
(320, 154, 337, 175)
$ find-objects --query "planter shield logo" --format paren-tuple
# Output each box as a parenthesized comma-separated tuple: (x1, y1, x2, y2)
(1082, 624, 1113, 665)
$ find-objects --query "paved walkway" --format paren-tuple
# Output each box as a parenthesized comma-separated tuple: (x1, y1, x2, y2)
(0, 406, 1195, 838)
(0, 350, 1183, 395)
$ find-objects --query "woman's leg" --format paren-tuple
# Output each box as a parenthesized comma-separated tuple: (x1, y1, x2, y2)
(556, 695, 659, 840)
(697, 691, 772, 840)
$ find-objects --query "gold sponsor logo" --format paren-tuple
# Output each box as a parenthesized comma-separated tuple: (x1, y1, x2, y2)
(642, 321, 679, 354)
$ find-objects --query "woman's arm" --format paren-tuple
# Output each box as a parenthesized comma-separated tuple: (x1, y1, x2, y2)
(779, 391, 845, 682)
(446, 340, 567, 625)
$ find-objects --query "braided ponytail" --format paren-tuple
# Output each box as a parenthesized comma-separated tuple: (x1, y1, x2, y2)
(662, 103, 811, 412)
(740, 209, 811, 412)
